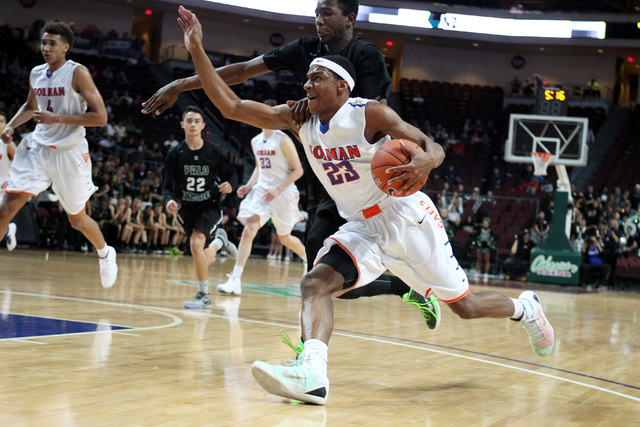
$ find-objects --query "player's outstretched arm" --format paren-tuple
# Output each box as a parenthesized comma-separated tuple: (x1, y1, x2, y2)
(178, 6, 292, 133)
(365, 102, 445, 191)
(140, 75, 201, 116)
(141, 55, 269, 115)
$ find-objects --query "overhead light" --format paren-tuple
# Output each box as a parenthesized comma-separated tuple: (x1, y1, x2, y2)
(368, 8, 432, 28)
(204, 0, 316, 16)
(438, 14, 605, 39)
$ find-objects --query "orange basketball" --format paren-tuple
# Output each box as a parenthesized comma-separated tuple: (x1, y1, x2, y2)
(371, 139, 426, 197)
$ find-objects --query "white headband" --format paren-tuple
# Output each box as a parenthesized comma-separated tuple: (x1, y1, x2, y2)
(310, 57, 355, 91)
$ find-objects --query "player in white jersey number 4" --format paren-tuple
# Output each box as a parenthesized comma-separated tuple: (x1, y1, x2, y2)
(179, 6, 554, 405)
(0, 22, 117, 289)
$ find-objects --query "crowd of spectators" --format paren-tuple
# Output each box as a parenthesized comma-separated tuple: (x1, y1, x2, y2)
(569, 184, 640, 287)
(428, 173, 640, 287)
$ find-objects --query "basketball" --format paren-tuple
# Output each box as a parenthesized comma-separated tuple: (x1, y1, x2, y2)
(371, 139, 426, 197)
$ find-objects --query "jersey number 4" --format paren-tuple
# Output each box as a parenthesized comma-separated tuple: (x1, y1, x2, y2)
(186, 177, 205, 192)
(323, 161, 360, 185)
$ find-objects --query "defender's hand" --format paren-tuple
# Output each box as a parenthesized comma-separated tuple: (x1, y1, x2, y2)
(178, 6, 204, 53)
(286, 99, 311, 129)
(141, 82, 180, 115)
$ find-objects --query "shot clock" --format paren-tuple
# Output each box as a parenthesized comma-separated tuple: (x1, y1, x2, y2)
(534, 87, 567, 116)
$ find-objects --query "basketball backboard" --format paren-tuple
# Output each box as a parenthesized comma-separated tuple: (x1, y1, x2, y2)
(505, 114, 589, 167)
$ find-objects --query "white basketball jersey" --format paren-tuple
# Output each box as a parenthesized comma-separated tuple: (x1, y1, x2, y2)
(0, 142, 9, 190)
(30, 60, 87, 148)
(299, 97, 391, 220)
(251, 130, 294, 189)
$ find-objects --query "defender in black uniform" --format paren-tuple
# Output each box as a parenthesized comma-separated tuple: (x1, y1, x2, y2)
(162, 106, 238, 309)
(144, 1, 439, 328)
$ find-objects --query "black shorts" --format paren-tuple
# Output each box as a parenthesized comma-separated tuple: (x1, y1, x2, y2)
(317, 243, 358, 291)
(179, 202, 222, 246)
(305, 194, 347, 266)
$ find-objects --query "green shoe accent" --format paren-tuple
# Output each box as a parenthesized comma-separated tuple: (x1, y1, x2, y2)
(401, 290, 441, 330)
(280, 329, 304, 356)
(169, 246, 184, 257)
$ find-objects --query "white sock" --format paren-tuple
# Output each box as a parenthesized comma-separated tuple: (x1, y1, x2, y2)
(303, 339, 328, 376)
(198, 280, 208, 294)
(211, 239, 223, 251)
(96, 245, 109, 258)
(510, 298, 524, 320)
(232, 265, 244, 279)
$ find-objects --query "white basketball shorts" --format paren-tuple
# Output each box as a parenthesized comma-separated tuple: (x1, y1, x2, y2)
(237, 183, 303, 236)
(6, 135, 97, 215)
(316, 191, 470, 303)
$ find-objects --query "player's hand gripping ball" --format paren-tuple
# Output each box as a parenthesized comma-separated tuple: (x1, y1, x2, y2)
(371, 139, 426, 197)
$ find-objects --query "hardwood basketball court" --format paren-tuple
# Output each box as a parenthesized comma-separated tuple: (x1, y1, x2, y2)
(1, 249, 638, 425)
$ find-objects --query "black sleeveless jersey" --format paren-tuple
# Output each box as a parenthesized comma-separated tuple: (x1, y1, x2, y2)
(162, 140, 232, 206)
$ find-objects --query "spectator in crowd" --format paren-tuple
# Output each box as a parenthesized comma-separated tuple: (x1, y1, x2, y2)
(532, 211, 550, 245)
(462, 214, 476, 233)
(165, 211, 185, 250)
(101, 66, 114, 81)
(510, 75, 522, 95)
(503, 229, 535, 281)
(580, 236, 610, 287)
(522, 77, 535, 96)
(524, 176, 541, 194)
(92, 197, 119, 247)
(624, 218, 639, 256)
(488, 168, 504, 190)
(446, 192, 463, 229)
(571, 215, 587, 252)
(602, 218, 624, 287)
(163, 134, 179, 149)
(631, 184, 640, 210)
(443, 165, 460, 184)
(114, 120, 127, 139)
(472, 217, 496, 281)
(584, 78, 601, 99)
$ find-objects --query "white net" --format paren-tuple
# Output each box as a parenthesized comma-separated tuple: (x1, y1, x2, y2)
(531, 152, 554, 176)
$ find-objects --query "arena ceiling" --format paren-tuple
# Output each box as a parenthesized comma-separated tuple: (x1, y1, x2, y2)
(96, 0, 640, 59)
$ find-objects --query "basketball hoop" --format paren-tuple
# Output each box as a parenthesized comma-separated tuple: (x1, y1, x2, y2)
(531, 152, 554, 176)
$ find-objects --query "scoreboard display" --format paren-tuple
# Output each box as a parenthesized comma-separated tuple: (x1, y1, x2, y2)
(535, 87, 568, 116)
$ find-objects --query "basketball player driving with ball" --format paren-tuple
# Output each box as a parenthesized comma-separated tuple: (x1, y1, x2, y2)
(178, 5, 555, 405)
